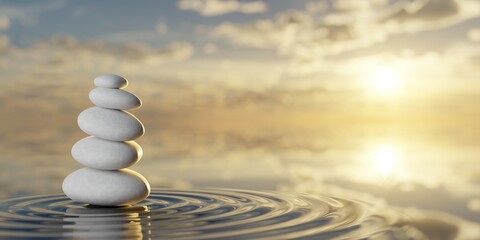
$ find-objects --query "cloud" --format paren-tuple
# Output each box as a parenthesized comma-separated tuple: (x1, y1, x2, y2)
(305, 1, 327, 14)
(380, 0, 480, 32)
(0, 35, 194, 73)
(0, 15, 10, 30)
(99, 31, 162, 43)
(202, 43, 217, 53)
(0, 0, 65, 26)
(468, 28, 480, 42)
(156, 41, 194, 61)
(209, 10, 386, 74)
(468, 198, 480, 213)
(207, 0, 480, 75)
(178, 0, 267, 16)
(0, 35, 8, 49)
(156, 20, 168, 34)
(385, 0, 459, 22)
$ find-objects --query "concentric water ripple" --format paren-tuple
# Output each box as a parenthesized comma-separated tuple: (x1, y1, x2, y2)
(0, 188, 424, 239)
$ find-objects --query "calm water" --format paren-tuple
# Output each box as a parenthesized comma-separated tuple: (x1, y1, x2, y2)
(1, 123, 480, 239)
(0, 188, 425, 239)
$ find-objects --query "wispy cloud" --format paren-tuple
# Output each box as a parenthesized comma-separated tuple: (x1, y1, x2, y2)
(206, 0, 480, 74)
(178, 0, 267, 16)
(0, 0, 65, 26)
(156, 20, 168, 34)
(202, 43, 217, 53)
(468, 28, 480, 42)
(0, 15, 10, 30)
(99, 31, 162, 43)
(0, 35, 194, 73)
(379, 0, 480, 31)
(0, 35, 8, 49)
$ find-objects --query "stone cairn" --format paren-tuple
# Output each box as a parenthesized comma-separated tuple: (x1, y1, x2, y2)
(63, 74, 150, 206)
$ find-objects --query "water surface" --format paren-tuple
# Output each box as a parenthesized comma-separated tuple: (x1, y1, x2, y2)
(0, 188, 425, 239)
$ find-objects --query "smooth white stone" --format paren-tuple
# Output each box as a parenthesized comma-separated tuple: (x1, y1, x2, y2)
(94, 74, 128, 89)
(62, 168, 150, 206)
(71, 137, 142, 170)
(78, 107, 144, 141)
(89, 88, 141, 110)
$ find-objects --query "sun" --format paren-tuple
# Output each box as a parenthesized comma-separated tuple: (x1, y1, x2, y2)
(370, 67, 403, 94)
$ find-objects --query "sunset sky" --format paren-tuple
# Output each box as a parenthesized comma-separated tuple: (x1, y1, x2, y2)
(1, 0, 479, 102)
(1, 1, 480, 164)
(2, 0, 480, 188)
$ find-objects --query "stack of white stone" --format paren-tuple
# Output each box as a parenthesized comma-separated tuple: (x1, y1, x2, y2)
(63, 74, 150, 206)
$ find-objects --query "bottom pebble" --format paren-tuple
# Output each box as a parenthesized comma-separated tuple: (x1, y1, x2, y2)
(62, 167, 150, 206)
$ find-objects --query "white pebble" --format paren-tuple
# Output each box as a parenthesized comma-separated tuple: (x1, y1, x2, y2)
(94, 74, 128, 89)
(71, 137, 142, 170)
(62, 167, 150, 206)
(78, 107, 144, 141)
(89, 88, 141, 110)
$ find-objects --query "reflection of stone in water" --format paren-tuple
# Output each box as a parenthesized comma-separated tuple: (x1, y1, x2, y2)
(63, 205, 150, 239)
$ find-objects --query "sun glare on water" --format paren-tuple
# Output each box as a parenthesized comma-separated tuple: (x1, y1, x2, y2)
(374, 144, 399, 177)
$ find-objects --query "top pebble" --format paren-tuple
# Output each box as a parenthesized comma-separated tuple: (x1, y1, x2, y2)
(94, 74, 128, 89)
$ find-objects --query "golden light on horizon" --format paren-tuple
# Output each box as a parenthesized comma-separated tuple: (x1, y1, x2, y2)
(370, 67, 403, 95)
(374, 144, 399, 177)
